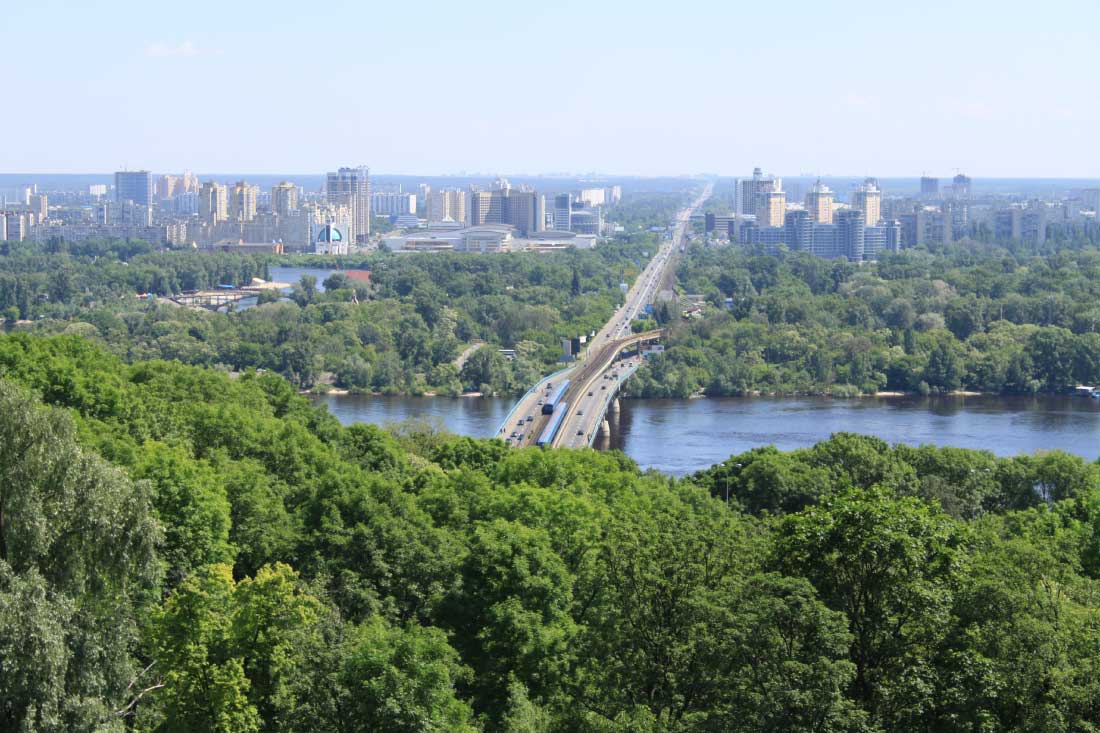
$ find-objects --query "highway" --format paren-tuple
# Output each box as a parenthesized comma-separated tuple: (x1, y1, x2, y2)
(499, 182, 713, 449)
(553, 183, 712, 447)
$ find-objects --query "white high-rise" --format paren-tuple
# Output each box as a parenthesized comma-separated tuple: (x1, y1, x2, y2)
(325, 166, 370, 243)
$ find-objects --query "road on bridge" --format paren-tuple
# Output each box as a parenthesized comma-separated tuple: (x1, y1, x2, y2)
(553, 183, 712, 447)
(499, 182, 713, 449)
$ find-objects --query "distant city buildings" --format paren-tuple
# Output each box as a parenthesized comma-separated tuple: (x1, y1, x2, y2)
(428, 189, 467, 224)
(738, 168, 781, 216)
(951, 173, 972, 199)
(326, 166, 370, 242)
(271, 182, 299, 217)
(229, 181, 259, 222)
(850, 179, 882, 225)
(465, 182, 545, 235)
(805, 180, 834, 224)
(115, 170, 152, 208)
(756, 186, 786, 228)
(553, 193, 572, 232)
(371, 192, 416, 217)
(199, 181, 228, 224)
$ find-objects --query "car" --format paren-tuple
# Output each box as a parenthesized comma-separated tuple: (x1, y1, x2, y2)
(526, 415, 534, 422)
(517, 420, 524, 427)
(517, 433, 524, 441)
(601, 385, 607, 390)
(588, 391, 594, 396)
(576, 430, 584, 436)
(577, 410, 584, 416)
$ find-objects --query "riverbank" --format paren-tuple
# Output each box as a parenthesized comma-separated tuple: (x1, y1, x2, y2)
(303, 387, 489, 398)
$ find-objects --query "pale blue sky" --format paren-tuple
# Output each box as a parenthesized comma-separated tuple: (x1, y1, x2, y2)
(5, 0, 1099, 176)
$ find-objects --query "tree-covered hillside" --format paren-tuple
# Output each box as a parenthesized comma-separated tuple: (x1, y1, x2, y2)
(3, 333, 1100, 731)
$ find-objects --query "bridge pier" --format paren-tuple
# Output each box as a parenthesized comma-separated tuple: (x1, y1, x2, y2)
(609, 397, 621, 416)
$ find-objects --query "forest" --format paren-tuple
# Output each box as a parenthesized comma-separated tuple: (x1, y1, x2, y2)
(4, 332, 1100, 731)
(628, 240, 1100, 397)
(0, 236, 659, 395)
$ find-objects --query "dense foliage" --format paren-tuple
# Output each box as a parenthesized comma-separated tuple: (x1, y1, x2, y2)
(629, 241, 1100, 397)
(0, 236, 659, 394)
(4, 333, 1100, 731)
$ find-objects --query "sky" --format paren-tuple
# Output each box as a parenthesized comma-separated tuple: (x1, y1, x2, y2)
(4, 0, 1100, 177)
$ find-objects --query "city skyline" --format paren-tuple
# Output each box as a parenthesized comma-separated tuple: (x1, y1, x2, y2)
(5, 0, 1100, 176)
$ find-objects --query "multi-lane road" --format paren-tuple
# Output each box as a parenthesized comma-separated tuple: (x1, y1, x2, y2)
(499, 182, 713, 449)
(553, 184, 712, 447)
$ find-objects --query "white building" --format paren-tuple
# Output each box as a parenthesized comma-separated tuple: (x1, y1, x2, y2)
(372, 192, 416, 216)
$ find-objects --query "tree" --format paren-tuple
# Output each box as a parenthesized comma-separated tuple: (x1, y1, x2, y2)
(144, 565, 261, 733)
(773, 487, 965, 728)
(330, 617, 477, 733)
(0, 380, 161, 731)
(132, 442, 235, 583)
(143, 563, 323, 733)
(441, 519, 577, 722)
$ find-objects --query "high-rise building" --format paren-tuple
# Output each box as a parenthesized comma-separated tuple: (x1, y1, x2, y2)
(32, 194, 48, 223)
(326, 166, 370, 243)
(553, 193, 572, 231)
(952, 173, 972, 199)
(271, 182, 299, 217)
(174, 192, 199, 215)
(467, 191, 495, 226)
(199, 181, 228, 224)
(115, 170, 153, 207)
(229, 181, 259, 222)
(756, 187, 786, 228)
(4, 212, 27, 241)
(157, 175, 180, 200)
(88, 184, 108, 197)
(785, 210, 813, 251)
(864, 220, 901, 259)
(850, 180, 882, 225)
(464, 188, 544, 234)
(578, 188, 606, 207)
(739, 167, 782, 216)
(502, 190, 545, 235)
(428, 189, 466, 223)
(182, 171, 200, 193)
(805, 180, 834, 224)
(835, 209, 866, 262)
(371, 192, 416, 216)
(920, 176, 939, 197)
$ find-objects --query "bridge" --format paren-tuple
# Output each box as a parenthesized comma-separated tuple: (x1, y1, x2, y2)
(169, 280, 290, 310)
(498, 330, 665, 448)
(498, 182, 712, 450)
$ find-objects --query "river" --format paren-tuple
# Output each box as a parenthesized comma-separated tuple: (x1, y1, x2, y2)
(311, 393, 1100, 476)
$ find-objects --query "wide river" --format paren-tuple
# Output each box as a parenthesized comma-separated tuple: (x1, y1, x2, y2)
(312, 393, 1100, 476)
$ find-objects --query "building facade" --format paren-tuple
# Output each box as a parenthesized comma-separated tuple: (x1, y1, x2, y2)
(850, 180, 882, 225)
(326, 166, 370, 242)
(115, 170, 153, 207)
(805, 180, 834, 224)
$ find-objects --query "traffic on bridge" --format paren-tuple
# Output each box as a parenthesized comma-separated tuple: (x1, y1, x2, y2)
(498, 182, 713, 450)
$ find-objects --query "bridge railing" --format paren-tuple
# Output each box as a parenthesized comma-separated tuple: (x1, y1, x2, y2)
(579, 360, 643, 447)
(495, 365, 574, 438)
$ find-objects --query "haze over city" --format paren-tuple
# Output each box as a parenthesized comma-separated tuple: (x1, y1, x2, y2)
(6, 0, 1100, 176)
